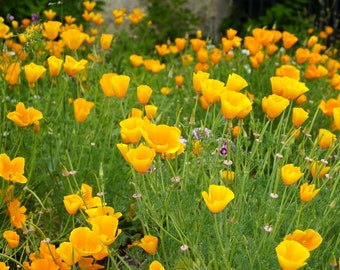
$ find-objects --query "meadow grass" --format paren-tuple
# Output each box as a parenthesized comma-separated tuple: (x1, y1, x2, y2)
(0, 3, 339, 270)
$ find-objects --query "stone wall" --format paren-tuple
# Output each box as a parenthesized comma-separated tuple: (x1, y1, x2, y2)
(102, 0, 233, 41)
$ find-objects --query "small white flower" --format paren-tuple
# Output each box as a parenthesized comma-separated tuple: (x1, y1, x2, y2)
(275, 153, 283, 159)
(180, 244, 189, 251)
(321, 159, 328, 165)
(42, 238, 51, 243)
(171, 176, 181, 183)
(223, 160, 233, 166)
(132, 193, 142, 199)
(305, 156, 313, 162)
(270, 193, 279, 199)
(264, 225, 272, 233)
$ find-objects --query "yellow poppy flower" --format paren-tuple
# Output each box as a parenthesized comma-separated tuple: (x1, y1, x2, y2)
(24, 62, 46, 88)
(284, 229, 323, 251)
(202, 184, 235, 214)
(262, 94, 290, 120)
(276, 240, 310, 270)
(317, 128, 337, 148)
(300, 183, 320, 203)
(42, 21, 62, 40)
(292, 107, 309, 128)
(63, 55, 88, 77)
(126, 144, 156, 174)
(73, 98, 94, 123)
(137, 85, 153, 105)
(69, 227, 104, 257)
(3, 230, 20, 248)
(7, 102, 43, 129)
(134, 235, 158, 255)
(281, 164, 304, 186)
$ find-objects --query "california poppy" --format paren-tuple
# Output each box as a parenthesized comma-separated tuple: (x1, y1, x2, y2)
(63, 55, 88, 77)
(3, 230, 20, 248)
(73, 98, 94, 123)
(281, 164, 304, 186)
(126, 144, 156, 173)
(134, 235, 158, 255)
(284, 229, 322, 251)
(262, 94, 290, 120)
(43, 21, 62, 40)
(276, 240, 310, 270)
(24, 62, 46, 88)
(202, 184, 235, 214)
(137, 85, 153, 105)
(299, 183, 320, 203)
(7, 102, 43, 130)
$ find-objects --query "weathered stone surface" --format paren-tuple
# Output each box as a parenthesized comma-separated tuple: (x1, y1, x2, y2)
(101, 0, 233, 41)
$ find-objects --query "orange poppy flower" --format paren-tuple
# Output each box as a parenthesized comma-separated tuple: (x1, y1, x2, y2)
(150, 260, 165, 270)
(281, 164, 304, 186)
(317, 128, 337, 148)
(3, 230, 20, 248)
(134, 235, 159, 255)
(129, 54, 143, 67)
(137, 85, 153, 105)
(276, 240, 310, 270)
(69, 227, 104, 257)
(126, 143, 156, 173)
(270, 76, 309, 100)
(56, 242, 81, 266)
(202, 184, 235, 214)
(89, 215, 121, 245)
(292, 107, 309, 128)
(43, 9, 57, 20)
(200, 78, 225, 104)
(63, 55, 88, 77)
(225, 73, 248, 92)
(7, 199, 27, 228)
(175, 75, 184, 88)
(47, 55, 63, 77)
(193, 70, 210, 94)
(333, 107, 340, 130)
(190, 38, 206, 52)
(73, 98, 94, 123)
(145, 105, 158, 119)
(63, 194, 83, 215)
(5, 62, 21, 85)
(299, 183, 320, 203)
(141, 123, 185, 158)
(24, 62, 46, 88)
(128, 8, 146, 25)
(174, 37, 186, 51)
(61, 28, 89, 51)
(275, 65, 300, 80)
(249, 51, 264, 68)
(100, 33, 114, 50)
(83, 0, 96, 11)
(7, 102, 43, 130)
(284, 229, 322, 251)
(282, 31, 298, 49)
(310, 161, 330, 179)
(155, 44, 170, 56)
(0, 23, 13, 39)
(262, 94, 290, 120)
(43, 21, 62, 40)
(104, 74, 130, 99)
(0, 153, 27, 184)
(119, 117, 145, 144)
(143, 59, 166, 73)
(243, 36, 262, 55)
(220, 90, 252, 120)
